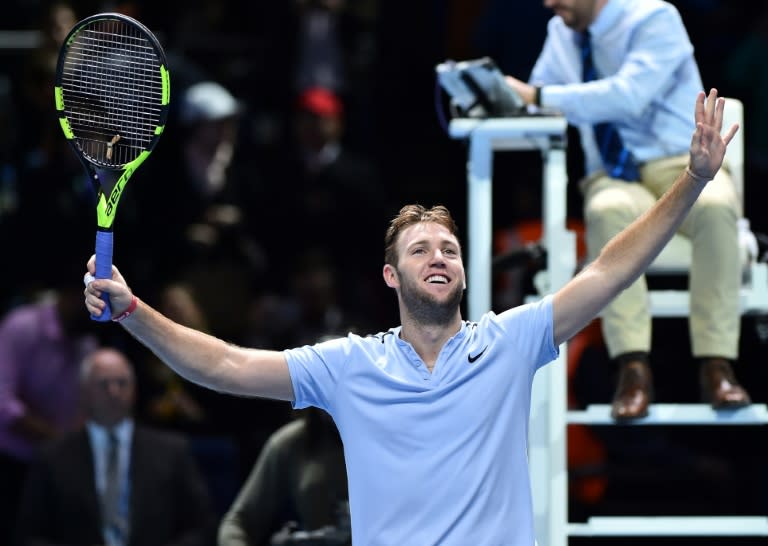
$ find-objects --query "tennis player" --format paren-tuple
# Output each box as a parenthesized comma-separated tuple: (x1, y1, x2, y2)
(84, 89, 735, 545)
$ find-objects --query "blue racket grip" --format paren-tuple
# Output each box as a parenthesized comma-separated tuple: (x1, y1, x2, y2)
(92, 231, 113, 322)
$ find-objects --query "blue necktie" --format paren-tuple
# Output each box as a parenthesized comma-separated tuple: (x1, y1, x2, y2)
(103, 431, 129, 546)
(581, 31, 640, 181)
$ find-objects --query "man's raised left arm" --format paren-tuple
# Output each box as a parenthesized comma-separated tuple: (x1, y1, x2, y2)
(552, 88, 739, 345)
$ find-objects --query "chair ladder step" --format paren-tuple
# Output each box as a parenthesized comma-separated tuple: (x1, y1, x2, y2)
(568, 516, 768, 536)
(567, 403, 768, 425)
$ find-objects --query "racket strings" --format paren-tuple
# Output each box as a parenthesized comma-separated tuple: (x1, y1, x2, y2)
(60, 19, 164, 167)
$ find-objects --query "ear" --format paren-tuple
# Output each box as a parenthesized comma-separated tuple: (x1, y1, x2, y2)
(383, 264, 399, 288)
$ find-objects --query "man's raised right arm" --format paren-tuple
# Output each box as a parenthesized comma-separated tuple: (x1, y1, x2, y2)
(84, 258, 294, 401)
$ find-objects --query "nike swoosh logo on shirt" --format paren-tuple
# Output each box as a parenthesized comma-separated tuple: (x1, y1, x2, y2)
(467, 346, 488, 363)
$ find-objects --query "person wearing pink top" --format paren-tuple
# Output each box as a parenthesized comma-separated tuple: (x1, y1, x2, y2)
(0, 286, 98, 544)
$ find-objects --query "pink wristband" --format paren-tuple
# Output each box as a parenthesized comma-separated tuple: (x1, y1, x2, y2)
(112, 296, 138, 323)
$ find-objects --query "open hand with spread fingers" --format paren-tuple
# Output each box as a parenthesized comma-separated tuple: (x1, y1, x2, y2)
(687, 88, 740, 183)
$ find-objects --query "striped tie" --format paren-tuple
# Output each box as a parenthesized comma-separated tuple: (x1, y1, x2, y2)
(581, 31, 640, 181)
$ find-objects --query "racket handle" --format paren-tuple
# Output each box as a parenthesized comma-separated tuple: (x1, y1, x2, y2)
(92, 230, 114, 322)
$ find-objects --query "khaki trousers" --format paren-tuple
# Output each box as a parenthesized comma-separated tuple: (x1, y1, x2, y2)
(580, 154, 741, 359)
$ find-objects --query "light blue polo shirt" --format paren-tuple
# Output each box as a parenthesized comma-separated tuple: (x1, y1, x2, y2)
(285, 295, 558, 546)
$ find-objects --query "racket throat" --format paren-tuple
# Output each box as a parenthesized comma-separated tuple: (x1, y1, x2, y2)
(94, 168, 124, 230)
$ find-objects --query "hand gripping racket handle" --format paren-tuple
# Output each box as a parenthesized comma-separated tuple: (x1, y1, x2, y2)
(92, 231, 114, 322)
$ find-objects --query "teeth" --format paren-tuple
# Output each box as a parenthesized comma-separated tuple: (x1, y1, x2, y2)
(427, 275, 448, 284)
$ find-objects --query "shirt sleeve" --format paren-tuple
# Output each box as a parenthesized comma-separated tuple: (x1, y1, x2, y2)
(496, 294, 559, 372)
(284, 335, 352, 413)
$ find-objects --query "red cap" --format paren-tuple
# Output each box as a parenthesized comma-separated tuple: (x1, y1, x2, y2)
(297, 86, 343, 118)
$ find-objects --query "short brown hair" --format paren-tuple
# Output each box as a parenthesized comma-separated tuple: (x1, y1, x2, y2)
(384, 204, 460, 266)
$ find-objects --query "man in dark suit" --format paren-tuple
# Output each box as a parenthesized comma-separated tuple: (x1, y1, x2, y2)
(15, 346, 216, 546)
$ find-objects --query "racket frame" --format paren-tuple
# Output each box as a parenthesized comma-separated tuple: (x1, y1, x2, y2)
(54, 12, 170, 320)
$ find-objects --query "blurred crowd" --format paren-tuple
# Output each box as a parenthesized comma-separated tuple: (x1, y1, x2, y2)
(2, 1, 768, 545)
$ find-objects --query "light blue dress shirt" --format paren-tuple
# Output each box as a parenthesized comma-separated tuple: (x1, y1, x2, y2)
(530, 0, 703, 177)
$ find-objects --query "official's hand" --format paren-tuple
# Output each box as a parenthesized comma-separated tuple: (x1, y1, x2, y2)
(688, 88, 739, 182)
(504, 75, 536, 105)
(83, 255, 134, 319)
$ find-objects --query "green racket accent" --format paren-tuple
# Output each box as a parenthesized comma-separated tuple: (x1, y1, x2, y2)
(95, 150, 150, 229)
(161, 64, 170, 106)
(54, 86, 74, 138)
(58, 117, 74, 139)
(54, 86, 65, 111)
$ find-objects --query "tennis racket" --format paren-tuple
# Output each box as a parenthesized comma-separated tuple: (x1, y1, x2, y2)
(54, 12, 170, 321)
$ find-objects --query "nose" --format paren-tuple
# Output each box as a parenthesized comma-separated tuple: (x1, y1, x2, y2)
(106, 382, 123, 397)
(100, 378, 129, 397)
(429, 248, 448, 265)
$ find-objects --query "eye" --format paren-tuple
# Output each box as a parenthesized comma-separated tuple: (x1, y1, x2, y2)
(443, 248, 457, 256)
(412, 247, 426, 255)
(97, 378, 131, 389)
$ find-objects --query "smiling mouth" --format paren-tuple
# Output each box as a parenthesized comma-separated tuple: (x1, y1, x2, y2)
(426, 274, 449, 284)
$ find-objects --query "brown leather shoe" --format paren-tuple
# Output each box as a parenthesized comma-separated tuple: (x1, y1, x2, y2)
(611, 360, 653, 420)
(700, 358, 751, 409)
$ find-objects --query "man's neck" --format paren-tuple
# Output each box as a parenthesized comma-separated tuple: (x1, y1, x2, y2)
(399, 316, 462, 372)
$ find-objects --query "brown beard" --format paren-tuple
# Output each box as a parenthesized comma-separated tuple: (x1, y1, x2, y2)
(397, 267, 464, 326)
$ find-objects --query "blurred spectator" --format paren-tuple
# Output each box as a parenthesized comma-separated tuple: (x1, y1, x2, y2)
(4, 2, 95, 307)
(135, 282, 250, 438)
(128, 80, 268, 330)
(260, 86, 393, 324)
(127, 79, 293, 496)
(130, 77, 287, 486)
(16, 2, 76, 133)
(0, 281, 98, 545)
(294, 0, 348, 94)
(130, 79, 248, 260)
(247, 248, 366, 350)
(130, 282, 273, 518)
(218, 406, 348, 546)
(177, 81, 245, 201)
(291, 0, 379, 151)
(136, 284, 209, 430)
(168, 81, 267, 341)
(14, 1, 77, 175)
(15, 346, 217, 546)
